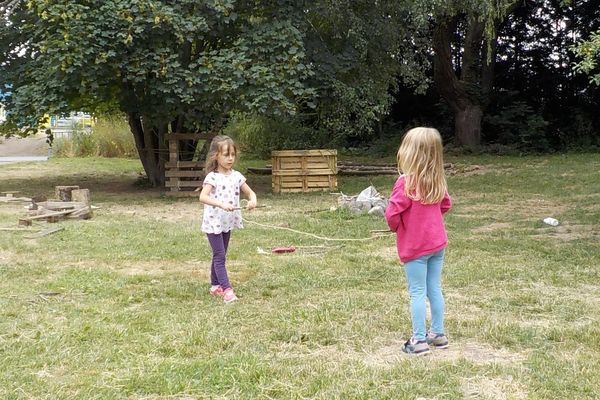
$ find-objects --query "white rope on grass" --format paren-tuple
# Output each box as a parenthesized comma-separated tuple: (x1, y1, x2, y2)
(242, 217, 393, 242)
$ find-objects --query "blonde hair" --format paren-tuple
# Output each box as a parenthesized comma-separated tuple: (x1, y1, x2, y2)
(397, 127, 447, 204)
(204, 135, 238, 173)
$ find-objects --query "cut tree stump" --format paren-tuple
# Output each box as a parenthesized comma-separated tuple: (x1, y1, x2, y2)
(55, 186, 80, 201)
(71, 189, 91, 206)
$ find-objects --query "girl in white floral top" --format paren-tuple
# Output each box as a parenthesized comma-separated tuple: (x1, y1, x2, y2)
(199, 135, 257, 303)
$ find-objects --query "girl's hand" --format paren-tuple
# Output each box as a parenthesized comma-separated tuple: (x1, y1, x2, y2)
(221, 202, 235, 212)
(246, 199, 257, 210)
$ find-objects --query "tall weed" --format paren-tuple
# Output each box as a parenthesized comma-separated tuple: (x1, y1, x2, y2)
(93, 116, 136, 158)
(53, 125, 97, 157)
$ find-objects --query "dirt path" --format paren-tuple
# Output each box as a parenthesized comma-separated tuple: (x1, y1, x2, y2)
(0, 134, 48, 157)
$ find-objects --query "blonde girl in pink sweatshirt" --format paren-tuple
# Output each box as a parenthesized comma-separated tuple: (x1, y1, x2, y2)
(385, 127, 452, 355)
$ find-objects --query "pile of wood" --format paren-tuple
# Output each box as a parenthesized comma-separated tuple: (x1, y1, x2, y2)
(337, 161, 398, 175)
(247, 161, 399, 176)
(18, 185, 93, 226)
(247, 162, 456, 176)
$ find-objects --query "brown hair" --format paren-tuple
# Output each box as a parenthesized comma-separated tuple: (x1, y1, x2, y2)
(204, 135, 238, 173)
(396, 127, 447, 204)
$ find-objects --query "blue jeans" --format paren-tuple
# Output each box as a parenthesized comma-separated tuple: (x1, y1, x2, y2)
(404, 249, 445, 341)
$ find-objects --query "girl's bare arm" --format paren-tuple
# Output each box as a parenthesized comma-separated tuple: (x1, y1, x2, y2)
(241, 183, 257, 210)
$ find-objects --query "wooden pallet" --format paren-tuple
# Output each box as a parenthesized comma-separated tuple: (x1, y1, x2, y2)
(164, 133, 215, 197)
(271, 150, 337, 193)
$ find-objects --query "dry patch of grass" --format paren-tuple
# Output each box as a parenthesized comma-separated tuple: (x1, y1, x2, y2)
(377, 246, 398, 262)
(363, 338, 528, 369)
(462, 375, 528, 400)
(447, 163, 515, 177)
(105, 202, 200, 224)
(0, 249, 19, 264)
(533, 223, 600, 241)
(472, 222, 514, 233)
(435, 342, 528, 365)
(459, 197, 569, 221)
(526, 282, 600, 308)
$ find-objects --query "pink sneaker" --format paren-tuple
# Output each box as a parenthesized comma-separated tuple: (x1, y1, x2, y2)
(223, 288, 238, 304)
(209, 285, 224, 296)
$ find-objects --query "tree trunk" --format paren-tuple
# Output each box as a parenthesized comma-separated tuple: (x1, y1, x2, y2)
(433, 15, 496, 147)
(127, 112, 166, 187)
(455, 105, 482, 147)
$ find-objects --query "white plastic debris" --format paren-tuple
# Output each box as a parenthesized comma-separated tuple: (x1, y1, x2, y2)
(338, 186, 388, 215)
(543, 217, 559, 226)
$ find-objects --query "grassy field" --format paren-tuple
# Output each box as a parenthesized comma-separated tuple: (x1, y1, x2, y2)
(1, 154, 599, 399)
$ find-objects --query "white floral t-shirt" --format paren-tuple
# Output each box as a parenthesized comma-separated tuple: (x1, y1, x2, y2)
(201, 170, 246, 234)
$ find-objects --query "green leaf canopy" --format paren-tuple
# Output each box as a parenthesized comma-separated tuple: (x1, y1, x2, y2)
(0, 0, 315, 185)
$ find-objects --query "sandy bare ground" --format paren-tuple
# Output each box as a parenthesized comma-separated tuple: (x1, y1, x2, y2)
(0, 133, 48, 156)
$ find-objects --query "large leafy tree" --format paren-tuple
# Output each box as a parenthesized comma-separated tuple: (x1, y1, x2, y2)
(302, 0, 430, 145)
(430, 0, 518, 146)
(0, 0, 314, 186)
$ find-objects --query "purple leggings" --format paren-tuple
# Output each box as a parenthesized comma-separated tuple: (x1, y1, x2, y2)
(207, 231, 231, 290)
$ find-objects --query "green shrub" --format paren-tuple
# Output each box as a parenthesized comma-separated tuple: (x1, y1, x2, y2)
(484, 101, 549, 151)
(224, 113, 331, 158)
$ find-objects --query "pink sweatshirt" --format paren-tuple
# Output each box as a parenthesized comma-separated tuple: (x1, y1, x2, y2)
(385, 175, 452, 263)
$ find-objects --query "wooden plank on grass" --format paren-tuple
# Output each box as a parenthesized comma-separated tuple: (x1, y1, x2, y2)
(25, 226, 64, 239)
(0, 196, 33, 203)
(35, 201, 86, 210)
(19, 209, 75, 226)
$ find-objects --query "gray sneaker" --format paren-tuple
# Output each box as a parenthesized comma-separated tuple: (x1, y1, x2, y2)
(426, 331, 449, 349)
(402, 337, 430, 355)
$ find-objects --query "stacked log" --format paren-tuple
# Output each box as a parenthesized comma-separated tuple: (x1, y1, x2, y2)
(337, 161, 397, 175)
(247, 162, 455, 176)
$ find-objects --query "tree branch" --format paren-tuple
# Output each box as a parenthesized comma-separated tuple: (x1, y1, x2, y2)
(461, 16, 485, 85)
(433, 16, 464, 112)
